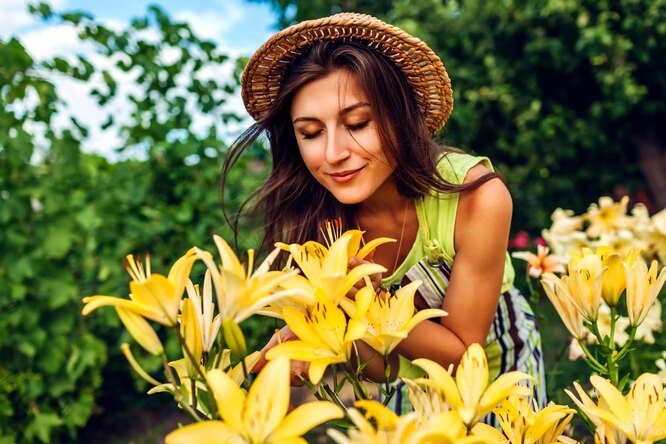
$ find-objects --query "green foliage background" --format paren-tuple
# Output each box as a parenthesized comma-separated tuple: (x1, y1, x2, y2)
(0, 4, 269, 442)
(1, 0, 665, 442)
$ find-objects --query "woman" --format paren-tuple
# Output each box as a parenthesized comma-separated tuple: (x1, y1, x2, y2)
(224, 13, 546, 418)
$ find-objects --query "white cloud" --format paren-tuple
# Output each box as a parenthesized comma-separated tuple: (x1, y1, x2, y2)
(174, 8, 240, 40)
(20, 23, 85, 59)
(173, 1, 261, 56)
(0, 0, 67, 39)
(4, 0, 261, 159)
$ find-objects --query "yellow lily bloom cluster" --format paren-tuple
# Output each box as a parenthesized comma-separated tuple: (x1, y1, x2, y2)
(542, 196, 666, 265)
(493, 395, 576, 443)
(265, 230, 445, 383)
(81, 236, 323, 433)
(327, 399, 492, 443)
(165, 358, 343, 444)
(84, 228, 594, 442)
(541, 247, 666, 336)
(328, 344, 574, 443)
(412, 343, 534, 427)
(83, 250, 199, 328)
(567, 373, 666, 443)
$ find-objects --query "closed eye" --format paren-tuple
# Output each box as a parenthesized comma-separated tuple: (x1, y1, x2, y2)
(346, 120, 369, 132)
(301, 130, 322, 140)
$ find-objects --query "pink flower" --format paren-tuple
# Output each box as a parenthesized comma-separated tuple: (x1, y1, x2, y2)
(508, 231, 530, 249)
(512, 245, 566, 279)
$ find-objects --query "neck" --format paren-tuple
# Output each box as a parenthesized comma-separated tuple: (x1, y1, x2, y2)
(355, 183, 415, 275)
(356, 179, 406, 221)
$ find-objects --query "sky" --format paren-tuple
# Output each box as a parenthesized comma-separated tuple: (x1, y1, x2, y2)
(0, 0, 278, 158)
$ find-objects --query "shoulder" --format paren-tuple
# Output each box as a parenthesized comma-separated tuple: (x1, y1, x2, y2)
(454, 163, 512, 254)
(460, 164, 512, 219)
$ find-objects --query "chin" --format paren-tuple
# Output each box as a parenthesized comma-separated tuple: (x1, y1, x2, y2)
(330, 191, 368, 205)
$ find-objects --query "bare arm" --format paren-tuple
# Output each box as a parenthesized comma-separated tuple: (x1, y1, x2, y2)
(393, 165, 512, 371)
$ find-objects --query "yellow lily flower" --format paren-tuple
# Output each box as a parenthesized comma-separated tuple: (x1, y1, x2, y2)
(164, 357, 343, 444)
(635, 302, 662, 345)
(328, 401, 490, 444)
(566, 248, 605, 322)
(467, 422, 507, 442)
(494, 395, 575, 444)
(594, 246, 627, 306)
(567, 373, 666, 443)
(318, 221, 397, 260)
(541, 273, 586, 339)
(623, 259, 666, 327)
(180, 298, 203, 378)
(511, 245, 566, 279)
(648, 208, 666, 265)
(402, 377, 450, 421)
(593, 422, 629, 444)
(276, 230, 389, 305)
(585, 196, 631, 238)
(413, 343, 534, 427)
(327, 404, 416, 444)
(265, 290, 367, 384)
(215, 350, 261, 386)
(83, 250, 199, 326)
(185, 272, 222, 352)
(115, 306, 164, 356)
(356, 281, 447, 356)
(195, 235, 308, 323)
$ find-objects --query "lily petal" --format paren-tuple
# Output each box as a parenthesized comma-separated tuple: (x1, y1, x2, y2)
(270, 402, 343, 441)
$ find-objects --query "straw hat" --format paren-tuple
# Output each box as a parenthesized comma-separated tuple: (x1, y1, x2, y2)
(241, 12, 453, 135)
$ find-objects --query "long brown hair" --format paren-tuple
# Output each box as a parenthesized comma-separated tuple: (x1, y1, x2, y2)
(221, 40, 500, 254)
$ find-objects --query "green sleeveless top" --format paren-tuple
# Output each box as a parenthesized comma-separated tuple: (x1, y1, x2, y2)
(381, 151, 516, 292)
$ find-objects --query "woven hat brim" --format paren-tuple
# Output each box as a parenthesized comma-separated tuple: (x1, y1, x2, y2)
(241, 13, 453, 135)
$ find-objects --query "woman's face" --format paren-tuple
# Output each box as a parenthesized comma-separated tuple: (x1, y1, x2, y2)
(290, 71, 396, 205)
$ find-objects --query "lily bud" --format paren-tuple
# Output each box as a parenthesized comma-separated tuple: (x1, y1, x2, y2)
(223, 317, 247, 359)
(116, 306, 164, 356)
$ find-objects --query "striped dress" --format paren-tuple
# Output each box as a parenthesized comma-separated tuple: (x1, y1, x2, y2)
(381, 152, 546, 425)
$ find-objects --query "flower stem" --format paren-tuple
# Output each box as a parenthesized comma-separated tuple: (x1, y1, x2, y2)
(607, 306, 619, 386)
(577, 339, 608, 375)
(190, 378, 197, 412)
(383, 355, 391, 403)
(160, 354, 202, 422)
(174, 327, 217, 418)
(525, 275, 539, 304)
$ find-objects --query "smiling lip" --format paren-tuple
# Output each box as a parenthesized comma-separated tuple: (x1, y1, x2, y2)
(329, 167, 363, 184)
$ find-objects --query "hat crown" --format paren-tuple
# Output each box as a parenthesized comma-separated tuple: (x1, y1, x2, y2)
(241, 12, 453, 135)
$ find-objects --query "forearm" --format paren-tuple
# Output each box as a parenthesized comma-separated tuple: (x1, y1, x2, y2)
(395, 319, 469, 372)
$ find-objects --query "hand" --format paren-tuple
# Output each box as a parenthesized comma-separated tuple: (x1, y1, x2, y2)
(347, 253, 383, 300)
(253, 325, 310, 386)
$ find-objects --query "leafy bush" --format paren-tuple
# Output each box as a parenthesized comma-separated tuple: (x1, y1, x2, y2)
(0, 4, 269, 442)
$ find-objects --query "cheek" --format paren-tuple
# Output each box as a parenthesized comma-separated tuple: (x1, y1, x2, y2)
(297, 144, 321, 174)
(298, 143, 322, 166)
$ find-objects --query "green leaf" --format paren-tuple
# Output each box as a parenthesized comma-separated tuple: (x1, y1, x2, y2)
(17, 341, 36, 359)
(63, 393, 94, 427)
(41, 226, 74, 259)
(25, 412, 63, 443)
(38, 278, 77, 310)
(0, 394, 14, 417)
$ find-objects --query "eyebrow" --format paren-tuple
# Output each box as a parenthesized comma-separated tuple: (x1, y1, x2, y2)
(292, 102, 371, 124)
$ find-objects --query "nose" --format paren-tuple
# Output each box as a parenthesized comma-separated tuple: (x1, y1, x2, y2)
(324, 126, 352, 164)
